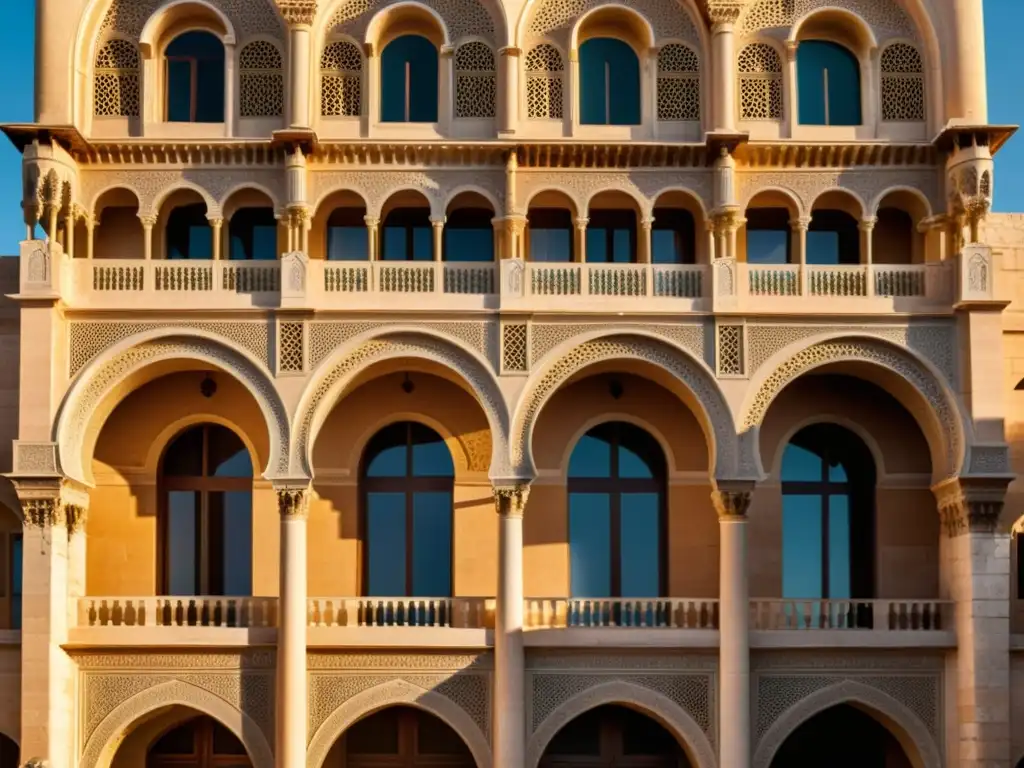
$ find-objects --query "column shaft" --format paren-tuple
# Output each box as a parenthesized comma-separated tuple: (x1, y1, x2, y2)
(712, 23, 737, 132)
(289, 25, 313, 129)
(574, 218, 588, 262)
(142, 218, 155, 260)
(499, 48, 519, 134)
(277, 489, 309, 768)
(494, 487, 528, 768)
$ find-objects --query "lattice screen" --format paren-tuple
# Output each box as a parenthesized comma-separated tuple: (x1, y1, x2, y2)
(716, 324, 744, 377)
(321, 40, 363, 117)
(94, 39, 140, 117)
(240, 40, 285, 117)
(279, 321, 306, 374)
(656, 44, 700, 121)
(880, 43, 924, 122)
(525, 44, 564, 119)
(501, 323, 529, 373)
(738, 43, 782, 121)
(455, 42, 497, 118)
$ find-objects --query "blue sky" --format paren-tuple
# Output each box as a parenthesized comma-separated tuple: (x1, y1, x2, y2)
(0, 1, 1021, 246)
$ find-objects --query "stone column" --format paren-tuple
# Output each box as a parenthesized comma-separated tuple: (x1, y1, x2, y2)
(85, 215, 96, 260)
(141, 215, 157, 260)
(934, 479, 1011, 768)
(279, 2, 317, 129)
(210, 218, 224, 260)
(431, 217, 446, 261)
(574, 217, 588, 262)
(639, 217, 653, 263)
(705, 220, 717, 261)
(498, 47, 520, 134)
(276, 485, 310, 768)
(440, 46, 455, 129)
(64, 207, 76, 259)
(15, 481, 88, 768)
(493, 484, 529, 768)
(364, 216, 380, 260)
(791, 216, 809, 294)
(713, 487, 752, 768)
(783, 42, 798, 133)
(708, 3, 742, 133)
(859, 217, 876, 297)
(224, 43, 237, 136)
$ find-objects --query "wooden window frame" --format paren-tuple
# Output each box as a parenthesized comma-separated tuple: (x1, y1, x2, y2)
(381, 209, 433, 261)
(148, 716, 251, 768)
(539, 706, 686, 768)
(567, 423, 667, 598)
(343, 708, 475, 768)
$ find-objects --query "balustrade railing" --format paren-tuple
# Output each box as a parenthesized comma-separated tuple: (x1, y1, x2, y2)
(524, 598, 719, 629)
(77, 597, 277, 628)
(750, 599, 953, 631)
(748, 264, 800, 296)
(307, 597, 491, 628)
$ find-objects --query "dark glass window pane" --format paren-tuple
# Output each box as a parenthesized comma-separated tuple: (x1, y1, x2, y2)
(152, 723, 196, 755)
(367, 493, 406, 595)
(196, 58, 225, 121)
(10, 536, 21, 631)
(569, 493, 611, 597)
(208, 427, 252, 477)
(445, 228, 493, 261)
(167, 60, 193, 122)
(619, 441, 654, 479)
(579, 38, 640, 125)
(828, 494, 851, 598)
(188, 226, 213, 259)
(219, 492, 253, 596)
(782, 494, 823, 599)
(797, 40, 861, 126)
(167, 491, 199, 595)
(381, 35, 438, 122)
(417, 711, 473, 755)
(212, 721, 247, 755)
(546, 709, 602, 756)
(163, 427, 203, 476)
(781, 443, 822, 482)
(620, 493, 659, 596)
(747, 230, 789, 264)
(806, 230, 840, 265)
(620, 707, 680, 755)
(568, 434, 612, 478)
(829, 461, 848, 482)
(411, 433, 454, 477)
(652, 229, 680, 264)
(586, 228, 607, 262)
(247, 226, 277, 260)
(530, 228, 572, 262)
(382, 226, 407, 260)
(412, 492, 452, 596)
(346, 710, 400, 754)
(365, 424, 407, 477)
(412, 227, 432, 260)
(327, 227, 369, 261)
(612, 229, 632, 262)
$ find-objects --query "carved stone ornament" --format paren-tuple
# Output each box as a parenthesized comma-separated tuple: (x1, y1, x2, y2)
(276, 487, 310, 518)
(934, 481, 1006, 537)
(707, 1, 743, 27)
(493, 485, 530, 517)
(277, 0, 317, 24)
(21, 498, 64, 529)
(711, 489, 752, 518)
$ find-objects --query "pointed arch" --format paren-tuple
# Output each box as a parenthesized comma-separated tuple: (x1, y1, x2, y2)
(527, 680, 715, 768)
(80, 679, 273, 768)
(752, 680, 941, 768)
(306, 679, 491, 768)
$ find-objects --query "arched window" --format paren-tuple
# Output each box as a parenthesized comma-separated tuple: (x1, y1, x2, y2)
(361, 422, 454, 597)
(539, 705, 690, 768)
(738, 42, 782, 120)
(656, 43, 700, 121)
(796, 40, 861, 126)
(781, 424, 875, 604)
(526, 44, 564, 119)
(342, 707, 474, 767)
(579, 38, 640, 125)
(321, 41, 363, 117)
(148, 716, 250, 768)
(444, 208, 494, 261)
(455, 42, 496, 118)
(770, 705, 911, 768)
(880, 42, 924, 122)
(0, 733, 18, 768)
(160, 424, 253, 596)
(165, 31, 226, 123)
(568, 422, 665, 598)
(166, 204, 213, 259)
(229, 208, 278, 260)
(381, 35, 438, 122)
(94, 39, 140, 117)
(239, 40, 284, 118)
(528, 208, 573, 262)
(327, 208, 370, 260)
(382, 207, 432, 260)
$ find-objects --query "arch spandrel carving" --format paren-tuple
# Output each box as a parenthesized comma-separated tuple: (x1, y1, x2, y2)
(516, 172, 712, 219)
(739, 0, 916, 40)
(520, 0, 702, 50)
(306, 679, 492, 768)
(55, 331, 291, 485)
(512, 332, 740, 480)
(293, 329, 512, 480)
(80, 679, 274, 768)
(738, 334, 969, 481)
(752, 680, 942, 768)
(526, 680, 716, 768)
(98, 0, 284, 41)
(322, 0, 503, 46)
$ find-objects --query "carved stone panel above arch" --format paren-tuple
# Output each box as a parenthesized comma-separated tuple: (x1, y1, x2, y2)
(739, 0, 917, 41)
(516, 171, 712, 218)
(325, 0, 500, 45)
(98, 0, 286, 41)
(523, 0, 701, 49)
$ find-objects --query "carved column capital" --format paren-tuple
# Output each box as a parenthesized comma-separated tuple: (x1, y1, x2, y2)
(278, 0, 317, 25)
(277, 486, 311, 519)
(711, 486, 753, 518)
(493, 485, 531, 517)
(139, 215, 158, 229)
(15, 480, 90, 533)
(934, 479, 1008, 536)
(708, 1, 743, 31)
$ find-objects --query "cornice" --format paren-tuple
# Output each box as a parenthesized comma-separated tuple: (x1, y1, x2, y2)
(734, 141, 939, 168)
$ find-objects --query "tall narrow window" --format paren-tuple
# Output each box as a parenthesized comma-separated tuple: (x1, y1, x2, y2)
(781, 424, 874, 603)
(165, 31, 226, 123)
(321, 41, 363, 117)
(382, 208, 432, 260)
(738, 43, 782, 121)
(651, 209, 695, 264)
(568, 422, 665, 598)
(160, 424, 253, 596)
(454, 42, 496, 118)
(380, 35, 438, 122)
(229, 208, 278, 260)
(166, 204, 213, 259)
(656, 44, 700, 121)
(586, 211, 636, 263)
(94, 39, 141, 117)
(796, 40, 860, 126)
(361, 422, 454, 597)
(526, 44, 564, 119)
(239, 41, 284, 118)
(880, 42, 924, 122)
(579, 38, 640, 125)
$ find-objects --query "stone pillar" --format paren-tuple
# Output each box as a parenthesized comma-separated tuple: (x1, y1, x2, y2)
(85, 215, 96, 260)
(574, 217, 588, 262)
(951, 0, 989, 123)
(365, 216, 380, 260)
(706, 220, 717, 262)
(934, 479, 1011, 768)
(431, 217, 445, 261)
(791, 216, 809, 294)
(210, 218, 224, 260)
(64, 207, 76, 259)
(440, 46, 455, 129)
(276, 485, 310, 768)
(713, 487, 752, 768)
(366, 46, 381, 125)
(860, 217, 876, 296)
(279, 2, 317, 129)
(493, 485, 529, 768)
(639, 218, 653, 263)
(498, 47, 520, 134)
(708, 3, 742, 133)
(141, 215, 157, 260)
(15, 481, 88, 768)
(224, 43, 237, 136)
(783, 42, 798, 133)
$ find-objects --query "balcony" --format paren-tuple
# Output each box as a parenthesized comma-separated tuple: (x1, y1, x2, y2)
(17, 241, 999, 316)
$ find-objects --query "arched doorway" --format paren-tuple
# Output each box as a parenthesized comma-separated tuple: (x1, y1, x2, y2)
(770, 704, 911, 768)
(329, 706, 474, 768)
(147, 715, 251, 768)
(539, 705, 691, 768)
(0, 733, 17, 768)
